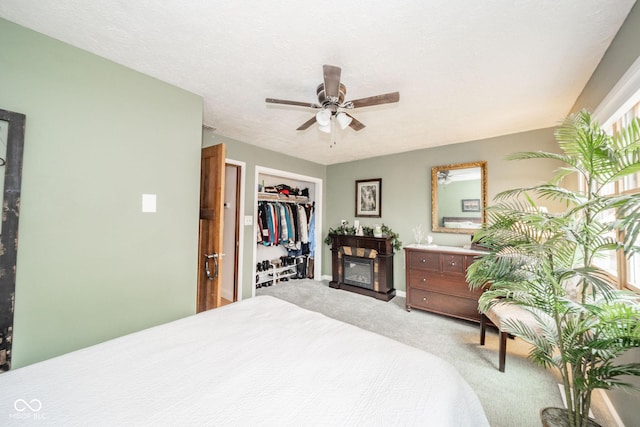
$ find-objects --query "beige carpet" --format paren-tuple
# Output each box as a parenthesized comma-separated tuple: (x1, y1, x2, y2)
(257, 279, 615, 427)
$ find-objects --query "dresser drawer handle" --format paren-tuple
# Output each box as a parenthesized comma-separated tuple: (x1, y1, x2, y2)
(422, 297, 428, 303)
(421, 278, 427, 282)
(421, 258, 428, 263)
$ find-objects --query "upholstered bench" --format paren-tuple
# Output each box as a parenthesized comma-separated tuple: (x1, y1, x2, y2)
(480, 302, 544, 372)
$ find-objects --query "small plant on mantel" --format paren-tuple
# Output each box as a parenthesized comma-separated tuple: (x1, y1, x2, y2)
(324, 221, 402, 252)
(466, 111, 640, 427)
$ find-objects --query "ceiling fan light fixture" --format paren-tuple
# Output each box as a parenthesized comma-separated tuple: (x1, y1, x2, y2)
(318, 121, 332, 133)
(315, 109, 331, 126)
(336, 112, 352, 130)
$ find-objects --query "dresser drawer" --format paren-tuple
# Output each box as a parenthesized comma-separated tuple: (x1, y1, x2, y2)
(411, 272, 482, 298)
(407, 250, 439, 272)
(442, 254, 465, 274)
(408, 288, 481, 322)
(464, 255, 480, 269)
(407, 269, 430, 289)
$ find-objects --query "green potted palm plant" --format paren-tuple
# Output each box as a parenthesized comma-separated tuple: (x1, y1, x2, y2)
(467, 111, 640, 427)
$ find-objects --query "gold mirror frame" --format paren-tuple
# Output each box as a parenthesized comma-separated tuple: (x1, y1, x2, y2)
(431, 161, 487, 234)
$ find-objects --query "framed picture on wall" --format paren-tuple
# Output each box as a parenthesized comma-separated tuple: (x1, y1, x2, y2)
(461, 199, 481, 212)
(355, 178, 382, 217)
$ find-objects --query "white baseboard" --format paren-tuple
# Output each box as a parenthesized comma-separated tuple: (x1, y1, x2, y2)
(599, 389, 625, 427)
(319, 275, 406, 298)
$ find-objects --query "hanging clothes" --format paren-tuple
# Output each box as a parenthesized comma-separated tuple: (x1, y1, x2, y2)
(278, 204, 289, 243)
(297, 204, 308, 244)
(257, 201, 313, 248)
(266, 203, 277, 245)
(308, 206, 316, 257)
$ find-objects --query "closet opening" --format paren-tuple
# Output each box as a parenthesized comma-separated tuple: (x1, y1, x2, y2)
(253, 167, 323, 296)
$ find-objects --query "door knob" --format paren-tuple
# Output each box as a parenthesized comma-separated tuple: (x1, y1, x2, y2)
(204, 253, 225, 280)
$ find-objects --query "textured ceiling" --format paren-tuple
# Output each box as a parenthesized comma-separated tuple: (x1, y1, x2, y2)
(0, 1, 635, 165)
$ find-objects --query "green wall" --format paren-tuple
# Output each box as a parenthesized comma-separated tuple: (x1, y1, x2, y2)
(205, 126, 562, 296)
(1, 18, 203, 368)
(571, 3, 640, 114)
(202, 133, 326, 299)
(325, 127, 560, 292)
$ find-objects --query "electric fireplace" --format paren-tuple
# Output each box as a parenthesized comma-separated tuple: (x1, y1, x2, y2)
(343, 255, 374, 290)
(329, 234, 395, 301)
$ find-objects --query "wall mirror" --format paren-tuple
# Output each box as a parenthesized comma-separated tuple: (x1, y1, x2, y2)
(431, 161, 487, 234)
(0, 108, 26, 371)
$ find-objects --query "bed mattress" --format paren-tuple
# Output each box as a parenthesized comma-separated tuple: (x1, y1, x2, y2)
(0, 295, 489, 426)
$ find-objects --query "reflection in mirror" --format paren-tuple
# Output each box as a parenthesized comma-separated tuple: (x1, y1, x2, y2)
(431, 161, 487, 234)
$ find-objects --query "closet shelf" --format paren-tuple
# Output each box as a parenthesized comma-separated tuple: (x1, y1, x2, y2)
(258, 192, 309, 203)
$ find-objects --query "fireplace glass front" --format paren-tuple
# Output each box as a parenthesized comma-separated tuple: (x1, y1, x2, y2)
(343, 255, 374, 290)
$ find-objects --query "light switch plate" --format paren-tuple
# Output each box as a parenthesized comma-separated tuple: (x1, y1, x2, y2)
(244, 215, 253, 226)
(142, 194, 156, 213)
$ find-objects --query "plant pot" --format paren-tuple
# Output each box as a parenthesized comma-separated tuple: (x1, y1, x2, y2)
(540, 407, 601, 427)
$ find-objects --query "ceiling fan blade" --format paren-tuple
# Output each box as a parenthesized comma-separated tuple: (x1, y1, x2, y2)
(266, 98, 320, 108)
(346, 114, 366, 131)
(349, 92, 400, 108)
(323, 65, 342, 100)
(296, 115, 317, 131)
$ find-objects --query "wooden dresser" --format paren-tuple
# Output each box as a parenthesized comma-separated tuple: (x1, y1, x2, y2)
(404, 244, 485, 323)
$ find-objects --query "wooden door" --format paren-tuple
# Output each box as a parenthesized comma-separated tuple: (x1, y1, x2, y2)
(197, 143, 226, 312)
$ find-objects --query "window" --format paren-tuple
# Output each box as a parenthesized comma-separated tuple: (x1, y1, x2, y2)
(628, 238, 640, 290)
(618, 104, 640, 291)
(593, 56, 640, 293)
(596, 100, 640, 292)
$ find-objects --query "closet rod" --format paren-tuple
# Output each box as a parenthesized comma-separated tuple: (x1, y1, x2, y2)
(258, 193, 309, 204)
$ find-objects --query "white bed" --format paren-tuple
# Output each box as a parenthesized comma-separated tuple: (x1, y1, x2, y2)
(444, 221, 482, 229)
(442, 217, 482, 229)
(0, 296, 489, 426)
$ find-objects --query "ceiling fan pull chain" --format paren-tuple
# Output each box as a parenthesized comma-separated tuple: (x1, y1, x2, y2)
(331, 115, 337, 147)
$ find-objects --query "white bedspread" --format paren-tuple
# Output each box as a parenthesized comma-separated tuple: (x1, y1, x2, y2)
(0, 296, 489, 426)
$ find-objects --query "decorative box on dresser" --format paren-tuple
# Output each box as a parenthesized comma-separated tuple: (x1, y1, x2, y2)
(404, 244, 486, 323)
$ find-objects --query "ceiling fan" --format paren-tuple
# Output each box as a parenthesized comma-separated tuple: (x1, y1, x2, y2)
(265, 65, 399, 133)
(437, 170, 451, 185)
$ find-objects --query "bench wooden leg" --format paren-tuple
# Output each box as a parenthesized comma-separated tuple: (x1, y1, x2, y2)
(498, 331, 507, 372)
(480, 314, 487, 346)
